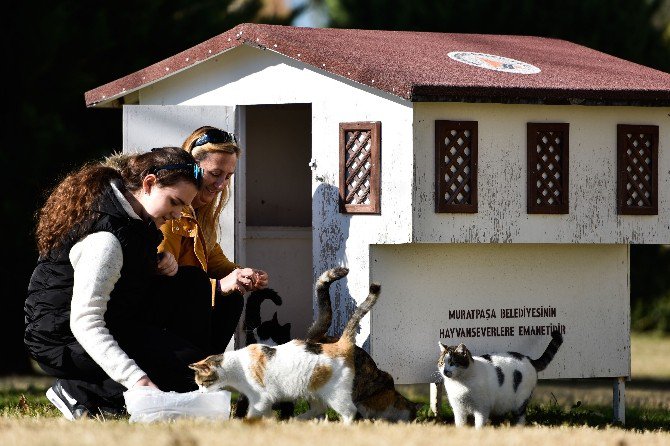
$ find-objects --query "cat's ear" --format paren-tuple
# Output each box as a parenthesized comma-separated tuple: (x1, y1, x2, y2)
(272, 312, 279, 322)
(438, 342, 447, 352)
(205, 354, 224, 366)
(190, 354, 222, 371)
(455, 343, 468, 354)
(188, 362, 208, 372)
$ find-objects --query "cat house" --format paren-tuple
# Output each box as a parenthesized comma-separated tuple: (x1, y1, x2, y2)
(85, 23, 670, 422)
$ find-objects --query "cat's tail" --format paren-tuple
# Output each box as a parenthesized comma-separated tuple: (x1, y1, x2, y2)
(305, 267, 349, 340)
(340, 283, 381, 345)
(530, 330, 563, 372)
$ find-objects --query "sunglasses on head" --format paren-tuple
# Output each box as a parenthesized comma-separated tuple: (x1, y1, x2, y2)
(149, 163, 203, 187)
(192, 129, 237, 148)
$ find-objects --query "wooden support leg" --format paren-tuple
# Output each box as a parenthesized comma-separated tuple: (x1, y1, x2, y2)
(430, 382, 443, 419)
(612, 376, 626, 426)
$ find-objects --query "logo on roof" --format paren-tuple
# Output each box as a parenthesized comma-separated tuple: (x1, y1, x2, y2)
(448, 52, 540, 74)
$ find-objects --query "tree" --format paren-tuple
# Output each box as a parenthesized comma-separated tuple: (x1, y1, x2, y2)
(2, 0, 295, 375)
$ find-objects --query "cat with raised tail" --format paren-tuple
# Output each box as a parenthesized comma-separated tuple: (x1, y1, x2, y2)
(437, 330, 563, 428)
(307, 267, 420, 422)
(189, 279, 382, 423)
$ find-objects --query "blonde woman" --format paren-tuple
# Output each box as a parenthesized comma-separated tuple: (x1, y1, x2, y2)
(158, 126, 269, 354)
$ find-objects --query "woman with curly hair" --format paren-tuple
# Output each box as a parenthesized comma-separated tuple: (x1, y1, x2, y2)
(25, 147, 206, 420)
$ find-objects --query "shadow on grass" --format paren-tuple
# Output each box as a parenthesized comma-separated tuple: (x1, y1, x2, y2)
(414, 401, 670, 432)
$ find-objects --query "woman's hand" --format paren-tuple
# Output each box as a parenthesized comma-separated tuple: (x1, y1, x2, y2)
(133, 375, 159, 389)
(156, 252, 178, 276)
(250, 269, 269, 290)
(218, 267, 264, 294)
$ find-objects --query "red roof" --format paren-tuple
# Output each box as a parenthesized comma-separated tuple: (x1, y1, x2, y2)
(85, 23, 670, 107)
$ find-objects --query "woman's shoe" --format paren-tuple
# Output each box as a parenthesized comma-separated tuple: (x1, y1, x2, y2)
(45, 379, 89, 420)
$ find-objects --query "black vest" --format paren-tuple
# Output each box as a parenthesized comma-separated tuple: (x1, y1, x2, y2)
(24, 183, 163, 368)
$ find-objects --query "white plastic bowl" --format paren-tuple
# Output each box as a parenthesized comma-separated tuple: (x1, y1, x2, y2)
(123, 386, 231, 423)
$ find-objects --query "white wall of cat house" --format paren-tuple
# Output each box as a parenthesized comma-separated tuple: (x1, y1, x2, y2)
(133, 44, 415, 344)
(411, 102, 669, 244)
(366, 101, 668, 384)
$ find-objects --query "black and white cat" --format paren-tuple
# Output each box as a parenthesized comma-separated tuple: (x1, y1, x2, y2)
(437, 330, 563, 428)
(243, 288, 291, 346)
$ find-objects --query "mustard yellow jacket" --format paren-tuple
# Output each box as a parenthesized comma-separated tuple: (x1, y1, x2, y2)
(158, 206, 239, 280)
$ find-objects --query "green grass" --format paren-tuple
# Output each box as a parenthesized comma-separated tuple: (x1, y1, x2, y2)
(0, 384, 59, 418)
(7, 339, 670, 434)
(2, 384, 669, 431)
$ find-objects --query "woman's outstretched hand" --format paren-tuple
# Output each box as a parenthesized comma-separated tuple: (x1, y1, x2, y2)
(218, 267, 269, 294)
(251, 269, 269, 290)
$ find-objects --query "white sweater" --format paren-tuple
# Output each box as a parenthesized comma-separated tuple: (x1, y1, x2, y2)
(68, 182, 147, 389)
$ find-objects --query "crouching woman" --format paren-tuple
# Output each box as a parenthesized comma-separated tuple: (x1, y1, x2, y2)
(24, 147, 206, 419)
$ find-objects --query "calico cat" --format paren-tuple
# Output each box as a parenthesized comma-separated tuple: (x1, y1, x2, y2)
(243, 288, 290, 347)
(307, 267, 421, 422)
(437, 330, 563, 428)
(189, 281, 382, 424)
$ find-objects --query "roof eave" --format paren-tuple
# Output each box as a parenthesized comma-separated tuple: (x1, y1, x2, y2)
(85, 24, 253, 108)
(411, 85, 670, 106)
(85, 49, 242, 109)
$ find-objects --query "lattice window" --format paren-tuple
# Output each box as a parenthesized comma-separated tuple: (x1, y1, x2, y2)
(617, 124, 658, 215)
(527, 123, 570, 214)
(339, 122, 381, 214)
(435, 120, 478, 213)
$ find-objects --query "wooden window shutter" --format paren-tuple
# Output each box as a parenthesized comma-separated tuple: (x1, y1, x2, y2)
(435, 120, 478, 213)
(617, 124, 658, 215)
(339, 121, 381, 214)
(527, 123, 569, 214)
